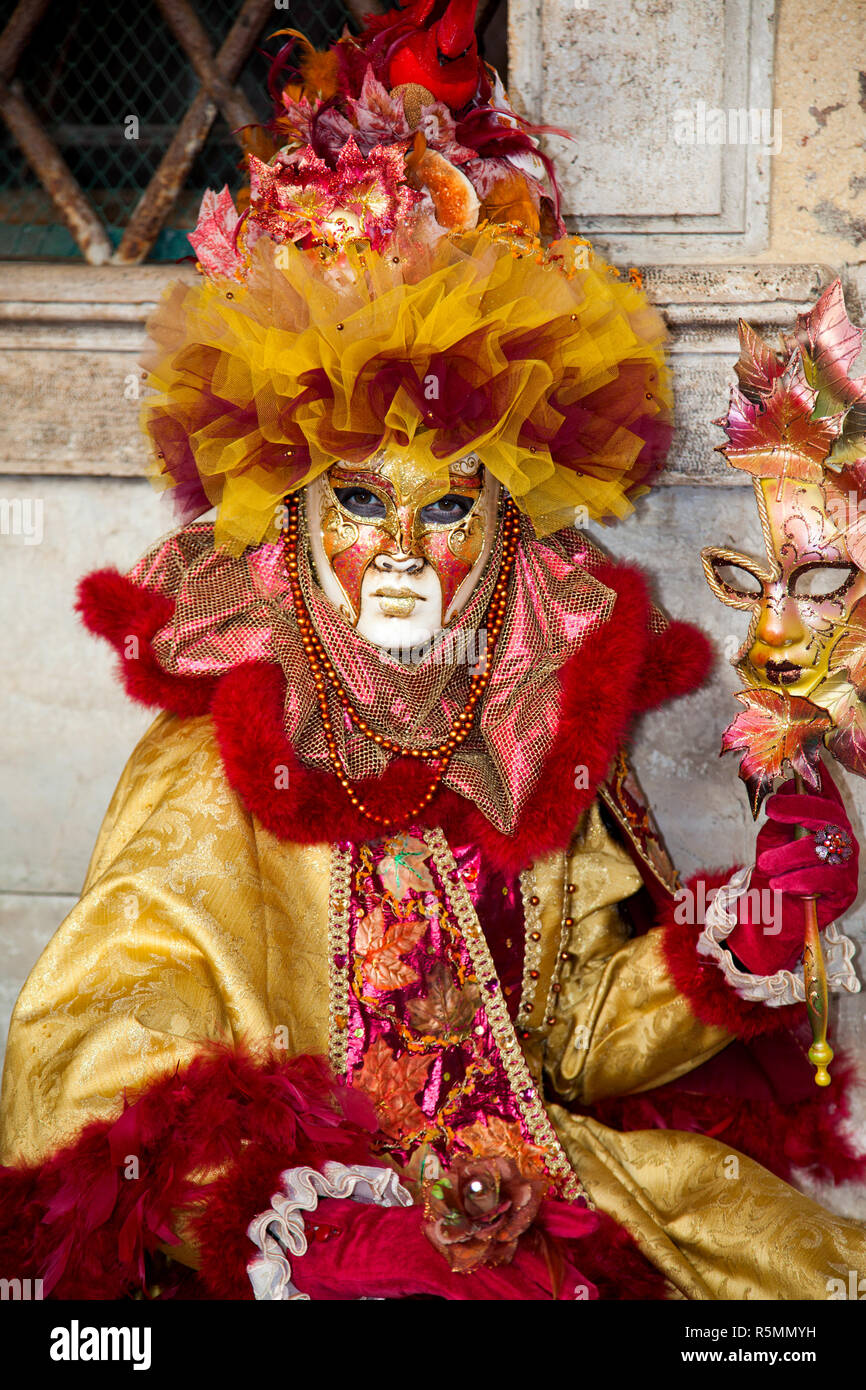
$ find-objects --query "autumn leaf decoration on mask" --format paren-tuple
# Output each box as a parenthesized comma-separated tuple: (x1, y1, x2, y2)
(717, 285, 866, 485)
(721, 690, 831, 817)
(831, 596, 866, 690)
(810, 667, 866, 779)
(718, 349, 845, 487)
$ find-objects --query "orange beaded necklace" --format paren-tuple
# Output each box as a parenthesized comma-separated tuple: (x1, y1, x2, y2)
(281, 492, 521, 828)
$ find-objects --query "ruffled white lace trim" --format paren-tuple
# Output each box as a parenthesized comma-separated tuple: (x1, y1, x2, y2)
(696, 865, 861, 1006)
(246, 1160, 413, 1301)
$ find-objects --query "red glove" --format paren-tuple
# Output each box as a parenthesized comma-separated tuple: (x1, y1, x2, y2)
(727, 763, 859, 975)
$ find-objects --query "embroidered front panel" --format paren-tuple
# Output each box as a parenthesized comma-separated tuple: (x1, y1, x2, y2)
(329, 830, 584, 1201)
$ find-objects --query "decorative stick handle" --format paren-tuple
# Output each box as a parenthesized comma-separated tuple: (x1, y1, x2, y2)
(793, 771, 833, 1087)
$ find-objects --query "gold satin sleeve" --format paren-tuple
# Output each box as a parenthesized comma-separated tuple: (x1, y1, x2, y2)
(549, 1110, 866, 1299)
(0, 712, 332, 1167)
(541, 803, 734, 1105)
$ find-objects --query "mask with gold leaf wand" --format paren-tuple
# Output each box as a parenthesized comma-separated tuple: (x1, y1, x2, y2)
(702, 280, 866, 1085)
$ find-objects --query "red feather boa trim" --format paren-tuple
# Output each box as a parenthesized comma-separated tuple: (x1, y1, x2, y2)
(0, 1046, 668, 1301)
(75, 561, 713, 874)
(210, 564, 711, 874)
(0, 1048, 379, 1300)
(76, 569, 216, 718)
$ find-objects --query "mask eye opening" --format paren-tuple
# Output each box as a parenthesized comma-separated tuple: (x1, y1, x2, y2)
(701, 548, 768, 607)
(332, 485, 390, 522)
(789, 561, 859, 602)
(418, 493, 478, 527)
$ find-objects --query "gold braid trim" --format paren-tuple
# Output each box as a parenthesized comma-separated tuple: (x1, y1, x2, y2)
(327, 843, 353, 1075)
(423, 827, 587, 1203)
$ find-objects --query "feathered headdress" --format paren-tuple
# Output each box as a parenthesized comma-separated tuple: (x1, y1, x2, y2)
(141, 0, 673, 552)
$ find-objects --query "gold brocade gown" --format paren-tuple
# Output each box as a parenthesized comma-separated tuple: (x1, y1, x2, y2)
(1, 710, 864, 1299)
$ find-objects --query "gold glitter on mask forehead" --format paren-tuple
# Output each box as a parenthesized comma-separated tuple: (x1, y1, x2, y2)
(333, 449, 482, 505)
(377, 453, 476, 507)
(330, 460, 481, 512)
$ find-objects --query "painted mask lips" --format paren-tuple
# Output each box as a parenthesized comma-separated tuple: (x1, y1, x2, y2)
(764, 658, 803, 686)
(373, 586, 424, 617)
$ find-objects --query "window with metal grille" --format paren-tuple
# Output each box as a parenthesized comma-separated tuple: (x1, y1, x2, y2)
(0, 0, 362, 264)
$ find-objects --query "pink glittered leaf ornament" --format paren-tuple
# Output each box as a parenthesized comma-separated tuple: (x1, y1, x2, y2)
(721, 688, 831, 817)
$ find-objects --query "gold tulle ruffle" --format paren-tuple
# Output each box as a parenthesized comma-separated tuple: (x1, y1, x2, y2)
(142, 225, 672, 552)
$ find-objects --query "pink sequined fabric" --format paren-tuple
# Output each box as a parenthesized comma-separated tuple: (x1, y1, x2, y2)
(130, 513, 617, 833)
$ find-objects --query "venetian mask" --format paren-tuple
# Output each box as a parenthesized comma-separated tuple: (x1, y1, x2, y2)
(703, 281, 866, 803)
(703, 475, 866, 700)
(305, 450, 500, 652)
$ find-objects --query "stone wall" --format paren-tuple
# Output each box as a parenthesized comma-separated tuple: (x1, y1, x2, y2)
(1, 0, 865, 1209)
(766, 0, 866, 266)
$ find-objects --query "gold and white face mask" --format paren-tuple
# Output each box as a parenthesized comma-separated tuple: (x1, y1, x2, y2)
(703, 476, 866, 700)
(305, 450, 500, 651)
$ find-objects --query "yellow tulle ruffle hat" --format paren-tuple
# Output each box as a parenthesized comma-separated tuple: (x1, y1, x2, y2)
(141, 9, 673, 553)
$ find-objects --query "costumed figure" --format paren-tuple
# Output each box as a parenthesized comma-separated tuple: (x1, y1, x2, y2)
(1, 1, 865, 1301)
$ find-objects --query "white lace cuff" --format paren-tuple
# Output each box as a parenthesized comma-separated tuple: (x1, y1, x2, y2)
(246, 1160, 413, 1301)
(696, 865, 861, 1006)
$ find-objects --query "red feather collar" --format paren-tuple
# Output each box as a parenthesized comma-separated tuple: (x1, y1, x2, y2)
(77, 560, 712, 876)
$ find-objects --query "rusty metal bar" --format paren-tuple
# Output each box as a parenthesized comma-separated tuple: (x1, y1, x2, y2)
(114, 0, 273, 266)
(113, 89, 216, 265)
(0, 76, 114, 265)
(154, 0, 261, 138)
(0, 0, 52, 82)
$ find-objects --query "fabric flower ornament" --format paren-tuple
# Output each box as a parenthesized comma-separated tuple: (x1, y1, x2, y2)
(813, 824, 854, 865)
(343, 67, 476, 163)
(422, 1153, 546, 1273)
(247, 150, 336, 245)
